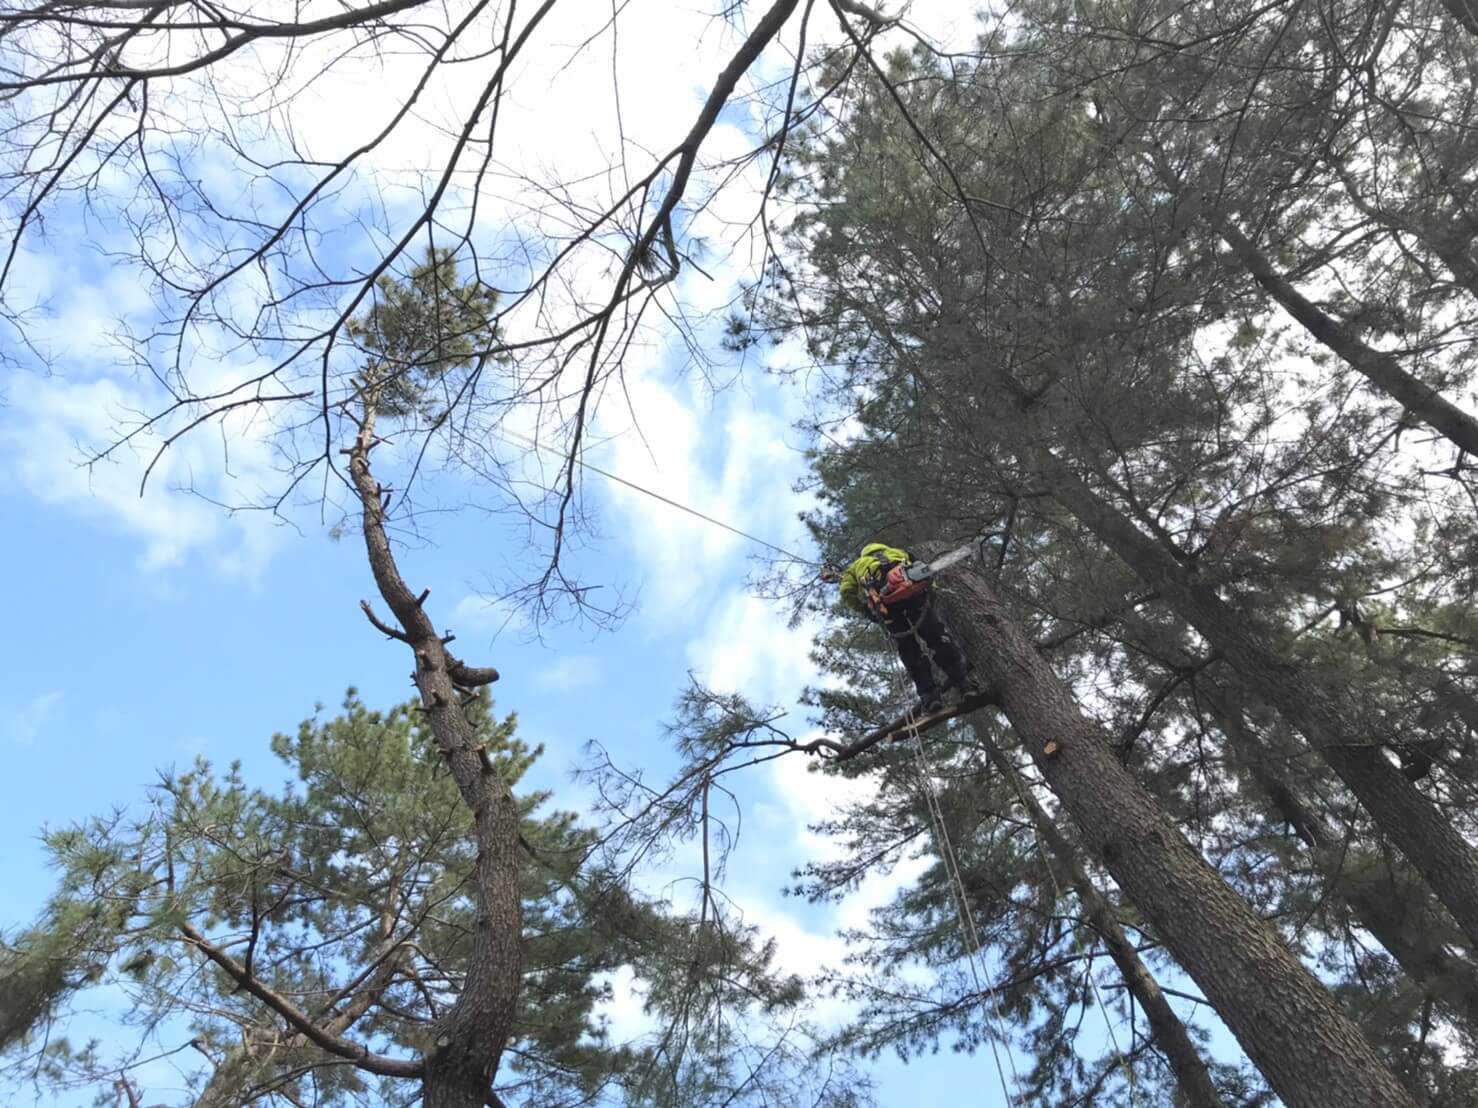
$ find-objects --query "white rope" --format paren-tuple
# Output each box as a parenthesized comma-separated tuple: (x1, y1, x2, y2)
(1000, 755, 1143, 1107)
(877, 578, 1139, 1106)
(1079, 935, 1142, 1108)
(973, 544, 1142, 1103)
(908, 733, 1026, 1107)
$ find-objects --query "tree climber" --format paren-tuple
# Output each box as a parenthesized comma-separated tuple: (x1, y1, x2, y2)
(822, 542, 981, 714)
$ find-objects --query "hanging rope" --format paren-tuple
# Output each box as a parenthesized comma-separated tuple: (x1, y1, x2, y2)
(995, 750, 1143, 1107)
(492, 426, 817, 564)
(908, 732, 1026, 1107)
(882, 606, 1141, 1107)
(974, 531, 1143, 1104)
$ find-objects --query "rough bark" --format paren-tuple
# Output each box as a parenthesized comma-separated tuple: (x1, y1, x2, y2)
(978, 733, 1231, 1108)
(1045, 465, 1478, 950)
(1213, 214, 1478, 456)
(350, 395, 523, 1108)
(929, 561, 1416, 1108)
(1201, 683, 1478, 1030)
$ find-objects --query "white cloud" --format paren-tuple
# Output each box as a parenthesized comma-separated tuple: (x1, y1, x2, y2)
(448, 592, 531, 638)
(3, 0, 985, 589)
(686, 594, 816, 705)
(593, 963, 658, 1045)
(2, 369, 289, 579)
(7, 690, 63, 745)
(588, 356, 813, 620)
(0, 223, 298, 582)
(7, 0, 979, 1064)
(1, 245, 59, 323)
(534, 652, 601, 691)
(704, 743, 929, 1026)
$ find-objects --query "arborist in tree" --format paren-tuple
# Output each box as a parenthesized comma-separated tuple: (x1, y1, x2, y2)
(822, 542, 981, 714)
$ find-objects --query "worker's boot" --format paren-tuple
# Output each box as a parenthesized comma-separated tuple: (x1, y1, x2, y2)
(944, 669, 984, 706)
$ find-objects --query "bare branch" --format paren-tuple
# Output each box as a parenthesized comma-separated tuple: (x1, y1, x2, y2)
(179, 921, 424, 1079)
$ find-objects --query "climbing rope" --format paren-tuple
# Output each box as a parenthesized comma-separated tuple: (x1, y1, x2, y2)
(907, 732, 1026, 1107)
(492, 425, 818, 565)
(909, 727, 1144, 1108)
(996, 753, 1144, 1107)
(882, 602, 1141, 1106)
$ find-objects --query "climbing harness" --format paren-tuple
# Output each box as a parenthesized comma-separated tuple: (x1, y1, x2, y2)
(870, 564, 928, 613)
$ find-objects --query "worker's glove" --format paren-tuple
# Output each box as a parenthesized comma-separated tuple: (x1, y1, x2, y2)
(879, 564, 927, 606)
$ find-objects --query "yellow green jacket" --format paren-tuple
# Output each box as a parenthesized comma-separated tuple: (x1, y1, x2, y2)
(838, 543, 912, 611)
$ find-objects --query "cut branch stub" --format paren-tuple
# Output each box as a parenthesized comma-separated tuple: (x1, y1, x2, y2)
(449, 662, 500, 688)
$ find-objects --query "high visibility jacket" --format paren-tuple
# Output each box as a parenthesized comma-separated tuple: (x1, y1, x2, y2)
(838, 543, 912, 612)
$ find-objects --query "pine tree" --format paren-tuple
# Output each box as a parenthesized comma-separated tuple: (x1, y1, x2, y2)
(0, 692, 632, 1104)
(764, 15, 1477, 1100)
(0, 690, 872, 1107)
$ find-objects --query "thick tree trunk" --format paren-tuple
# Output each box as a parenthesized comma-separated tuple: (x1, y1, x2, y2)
(929, 563, 1416, 1108)
(1202, 684, 1478, 1030)
(1214, 215, 1478, 456)
(350, 398, 523, 1108)
(1045, 465, 1478, 950)
(422, 1062, 501, 1108)
(979, 734, 1231, 1108)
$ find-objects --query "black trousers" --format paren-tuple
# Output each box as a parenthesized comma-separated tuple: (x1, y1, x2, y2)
(884, 594, 968, 697)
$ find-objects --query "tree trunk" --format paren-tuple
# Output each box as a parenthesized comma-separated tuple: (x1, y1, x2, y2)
(978, 733, 1231, 1108)
(422, 1060, 502, 1108)
(1044, 464, 1478, 950)
(1213, 214, 1478, 456)
(929, 562, 1416, 1108)
(1202, 683, 1478, 1031)
(350, 397, 523, 1108)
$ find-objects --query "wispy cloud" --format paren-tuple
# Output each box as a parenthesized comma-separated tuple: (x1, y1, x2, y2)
(449, 592, 530, 639)
(534, 653, 601, 692)
(686, 595, 818, 707)
(8, 689, 63, 745)
(2, 363, 290, 582)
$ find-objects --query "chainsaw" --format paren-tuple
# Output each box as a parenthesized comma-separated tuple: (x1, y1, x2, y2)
(870, 536, 987, 613)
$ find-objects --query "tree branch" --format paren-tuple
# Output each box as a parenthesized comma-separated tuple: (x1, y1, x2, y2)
(179, 922, 423, 1079)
